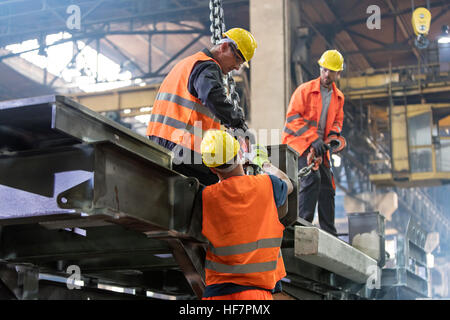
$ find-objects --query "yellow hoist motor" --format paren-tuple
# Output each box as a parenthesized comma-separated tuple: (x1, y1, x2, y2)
(412, 7, 432, 49)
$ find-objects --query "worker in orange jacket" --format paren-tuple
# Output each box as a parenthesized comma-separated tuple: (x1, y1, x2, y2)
(146, 28, 257, 186)
(281, 50, 345, 236)
(200, 130, 293, 300)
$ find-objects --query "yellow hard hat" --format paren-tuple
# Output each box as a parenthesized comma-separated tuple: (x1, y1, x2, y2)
(318, 50, 344, 71)
(223, 28, 257, 62)
(201, 130, 240, 168)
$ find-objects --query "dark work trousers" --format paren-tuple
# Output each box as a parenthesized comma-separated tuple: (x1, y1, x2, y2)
(148, 135, 219, 186)
(172, 162, 219, 187)
(172, 145, 219, 187)
(298, 152, 337, 236)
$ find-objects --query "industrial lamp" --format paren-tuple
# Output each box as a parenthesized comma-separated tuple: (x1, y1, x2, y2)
(438, 25, 450, 44)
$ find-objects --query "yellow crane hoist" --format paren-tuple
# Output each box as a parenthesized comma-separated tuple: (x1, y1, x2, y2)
(412, 6, 432, 49)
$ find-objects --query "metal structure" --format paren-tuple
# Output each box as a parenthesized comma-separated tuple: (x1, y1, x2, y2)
(287, 3, 450, 271)
(0, 95, 206, 299)
(378, 217, 429, 299)
(0, 0, 249, 95)
(0, 95, 438, 300)
(0, 95, 301, 299)
(333, 62, 450, 253)
(0, 0, 449, 299)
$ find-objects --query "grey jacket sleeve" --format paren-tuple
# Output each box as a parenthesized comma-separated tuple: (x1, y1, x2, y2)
(188, 61, 247, 130)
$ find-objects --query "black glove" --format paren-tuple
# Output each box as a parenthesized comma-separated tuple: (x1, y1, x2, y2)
(239, 121, 248, 132)
(311, 138, 329, 157)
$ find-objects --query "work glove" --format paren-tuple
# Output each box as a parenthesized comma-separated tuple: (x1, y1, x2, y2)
(240, 122, 249, 132)
(247, 144, 270, 168)
(228, 126, 254, 153)
(311, 138, 329, 157)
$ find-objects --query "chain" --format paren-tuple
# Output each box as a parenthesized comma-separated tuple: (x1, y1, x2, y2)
(209, 0, 225, 45)
(209, 0, 245, 130)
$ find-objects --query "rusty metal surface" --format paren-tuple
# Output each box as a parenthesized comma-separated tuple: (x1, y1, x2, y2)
(267, 144, 299, 227)
(0, 95, 172, 168)
(0, 95, 205, 299)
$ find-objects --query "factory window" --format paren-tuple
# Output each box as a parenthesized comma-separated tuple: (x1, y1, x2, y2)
(5, 32, 133, 93)
(408, 112, 433, 173)
(437, 116, 450, 172)
(408, 112, 432, 146)
(410, 148, 433, 172)
(436, 140, 450, 172)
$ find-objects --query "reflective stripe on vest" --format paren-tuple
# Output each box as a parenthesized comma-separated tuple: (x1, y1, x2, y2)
(286, 113, 317, 127)
(281, 77, 344, 157)
(208, 237, 282, 256)
(149, 114, 203, 139)
(283, 117, 317, 137)
(202, 175, 286, 289)
(206, 241, 283, 274)
(206, 257, 278, 274)
(146, 52, 221, 152)
(155, 92, 216, 120)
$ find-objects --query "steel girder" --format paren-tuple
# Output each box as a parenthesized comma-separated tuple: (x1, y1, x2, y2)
(0, 95, 206, 299)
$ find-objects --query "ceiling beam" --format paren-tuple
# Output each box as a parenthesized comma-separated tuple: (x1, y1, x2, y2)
(343, 44, 412, 56)
(152, 32, 204, 75)
(103, 37, 146, 75)
(0, 0, 247, 46)
(321, 0, 375, 70)
(383, 0, 421, 61)
(345, 29, 389, 47)
(342, 1, 449, 28)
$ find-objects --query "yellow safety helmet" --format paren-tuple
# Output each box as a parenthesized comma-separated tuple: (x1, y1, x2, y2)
(223, 28, 258, 62)
(318, 49, 344, 72)
(201, 130, 240, 168)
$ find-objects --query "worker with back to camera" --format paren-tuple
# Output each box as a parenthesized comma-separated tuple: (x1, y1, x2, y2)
(282, 49, 345, 236)
(200, 129, 293, 300)
(146, 28, 257, 186)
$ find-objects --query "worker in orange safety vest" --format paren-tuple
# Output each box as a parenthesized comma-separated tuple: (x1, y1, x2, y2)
(147, 28, 257, 186)
(281, 50, 345, 236)
(200, 129, 293, 300)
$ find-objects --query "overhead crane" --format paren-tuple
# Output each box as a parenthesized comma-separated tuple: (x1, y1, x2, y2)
(339, 63, 450, 188)
(336, 61, 450, 289)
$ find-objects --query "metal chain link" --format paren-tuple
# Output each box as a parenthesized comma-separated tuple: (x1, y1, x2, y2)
(209, 0, 225, 45)
(209, 0, 245, 129)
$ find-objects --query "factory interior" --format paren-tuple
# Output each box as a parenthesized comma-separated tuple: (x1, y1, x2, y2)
(0, 0, 450, 301)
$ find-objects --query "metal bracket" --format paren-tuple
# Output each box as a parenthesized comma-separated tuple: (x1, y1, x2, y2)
(0, 263, 39, 300)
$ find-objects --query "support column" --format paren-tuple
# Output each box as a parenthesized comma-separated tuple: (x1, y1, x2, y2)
(249, 0, 292, 143)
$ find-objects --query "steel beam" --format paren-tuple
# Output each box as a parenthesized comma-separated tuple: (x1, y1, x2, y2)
(0, 263, 39, 300)
(0, 95, 216, 301)
(0, 95, 172, 168)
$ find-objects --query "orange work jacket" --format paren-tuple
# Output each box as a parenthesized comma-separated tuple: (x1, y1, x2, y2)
(146, 52, 221, 153)
(282, 77, 344, 159)
(202, 174, 286, 290)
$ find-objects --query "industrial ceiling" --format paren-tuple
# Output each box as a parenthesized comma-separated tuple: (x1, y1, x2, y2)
(0, 0, 448, 99)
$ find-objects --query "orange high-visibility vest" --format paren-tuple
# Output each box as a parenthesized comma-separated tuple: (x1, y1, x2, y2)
(146, 52, 221, 153)
(202, 174, 286, 290)
(282, 77, 344, 159)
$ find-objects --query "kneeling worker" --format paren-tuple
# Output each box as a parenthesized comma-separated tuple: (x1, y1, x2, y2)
(200, 130, 293, 300)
